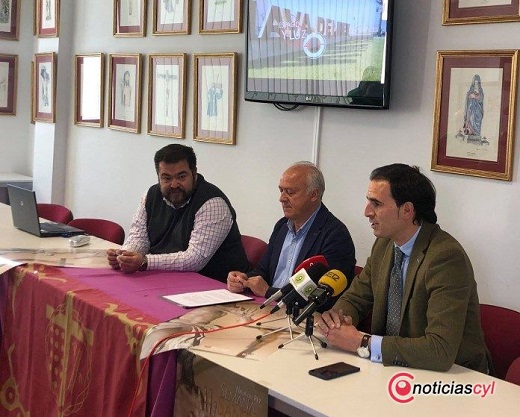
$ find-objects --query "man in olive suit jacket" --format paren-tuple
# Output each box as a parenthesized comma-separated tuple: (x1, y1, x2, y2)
(316, 164, 489, 374)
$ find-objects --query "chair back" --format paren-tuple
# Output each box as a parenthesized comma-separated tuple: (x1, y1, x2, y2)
(506, 357, 520, 386)
(241, 235, 268, 269)
(37, 203, 73, 224)
(480, 303, 520, 379)
(68, 218, 125, 245)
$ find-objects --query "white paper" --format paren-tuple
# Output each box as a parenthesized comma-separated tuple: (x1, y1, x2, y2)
(163, 289, 253, 308)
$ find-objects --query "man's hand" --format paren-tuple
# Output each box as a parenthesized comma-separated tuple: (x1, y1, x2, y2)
(114, 250, 145, 273)
(106, 248, 121, 270)
(227, 271, 248, 293)
(314, 309, 363, 353)
(243, 276, 269, 297)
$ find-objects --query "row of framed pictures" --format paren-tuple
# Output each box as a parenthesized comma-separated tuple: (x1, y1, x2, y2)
(0, 0, 59, 40)
(0, 0, 242, 41)
(71, 52, 238, 145)
(115, 0, 242, 36)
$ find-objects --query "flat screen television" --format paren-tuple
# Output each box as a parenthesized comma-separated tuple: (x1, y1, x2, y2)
(244, 0, 394, 109)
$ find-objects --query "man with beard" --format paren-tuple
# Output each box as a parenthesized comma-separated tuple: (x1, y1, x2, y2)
(106, 144, 248, 282)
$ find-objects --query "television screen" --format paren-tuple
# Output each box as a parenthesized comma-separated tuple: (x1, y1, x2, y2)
(244, 0, 394, 109)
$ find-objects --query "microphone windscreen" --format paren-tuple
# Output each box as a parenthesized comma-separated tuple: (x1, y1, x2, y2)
(306, 262, 329, 280)
(289, 263, 327, 300)
(318, 269, 348, 296)
(293, 255, 329, 274)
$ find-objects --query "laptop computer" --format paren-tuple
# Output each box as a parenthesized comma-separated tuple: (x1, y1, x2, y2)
(7, 184, 85, 237)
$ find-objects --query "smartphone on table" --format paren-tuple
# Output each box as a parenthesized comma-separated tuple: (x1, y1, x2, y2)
(308, 361, 360, 380)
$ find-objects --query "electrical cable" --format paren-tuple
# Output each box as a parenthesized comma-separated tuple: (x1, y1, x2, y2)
(273, 102, 300, 111)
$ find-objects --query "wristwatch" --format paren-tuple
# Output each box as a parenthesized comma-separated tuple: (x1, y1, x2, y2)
(357, 334, 371, 358)
(138, 256, 148, 271)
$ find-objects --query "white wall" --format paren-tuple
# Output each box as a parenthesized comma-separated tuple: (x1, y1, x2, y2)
(3, 1, 520, 311)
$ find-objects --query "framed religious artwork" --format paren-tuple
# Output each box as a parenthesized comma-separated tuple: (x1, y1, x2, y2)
(33, 52, 56, 123)
(74, 53, 105, 127)
(199, 0, 242, 34)
(147, 53, 187, 138)
(108, 53, 142, 133)
(431, 50, 519, 181)
(153, 0, 190, 35)
(193, 53, 237, 145)
(0, 54, 17, 115)
(0, 0, 20, 40)
(443, 0, 520, 25)
(113, 0, 146, 37)
(36, 0, 60, 37)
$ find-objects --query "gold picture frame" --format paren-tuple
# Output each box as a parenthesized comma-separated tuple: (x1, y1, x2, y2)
(153, 0, 190, 35)
(431, 50, 518, 181)
(36, 0, 60, 37)
(0, 54, 18, 115)
(108, 53, 143, 133)
(114, 0, 147, 37)
(0, 0, 20, 40)
(443, 0, 520, 25)
(193, 52, 237, 145)
(74, 53, 105, 128)
(199, 0, 242, 34)
(33, 52, 57, 123)
(148, 53, 187, 138)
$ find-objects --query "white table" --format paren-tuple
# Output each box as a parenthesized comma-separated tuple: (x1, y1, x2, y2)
(196, 339, 520, 417)
(0, 203, 111, 251)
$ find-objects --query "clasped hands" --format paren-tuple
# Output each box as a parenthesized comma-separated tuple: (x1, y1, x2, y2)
(226, 271, 269, 297)
(106, 249, 145, 273)
(314, 309, 364, 353)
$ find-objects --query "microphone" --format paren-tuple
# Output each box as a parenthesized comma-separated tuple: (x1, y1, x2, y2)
(259, 255, 328, 309)
(292, 269, 348, 325)
(259, 282, 293, 309)
(270, 263, 328, 314)
(293, 255, 328, 274)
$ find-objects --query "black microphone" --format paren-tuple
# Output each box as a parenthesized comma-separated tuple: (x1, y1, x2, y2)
(259, 282, 293, 309)
(293, 269, 348, 325)
(270, 263, 328, 314)
(260, 255, 329, 309)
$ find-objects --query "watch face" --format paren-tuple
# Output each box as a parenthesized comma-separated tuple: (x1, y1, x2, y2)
(357, 346, 370, 358)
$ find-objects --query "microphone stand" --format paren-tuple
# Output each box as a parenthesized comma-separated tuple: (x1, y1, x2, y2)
(277, 315, 327, 360)
(255, 303, 301, 341)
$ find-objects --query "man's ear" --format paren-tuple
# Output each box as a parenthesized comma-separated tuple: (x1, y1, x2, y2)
(310, 188, 320, 202)
(401, 201, 415, 219)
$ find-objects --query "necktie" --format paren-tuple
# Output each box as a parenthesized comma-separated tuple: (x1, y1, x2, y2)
(386, 247, 404, 336)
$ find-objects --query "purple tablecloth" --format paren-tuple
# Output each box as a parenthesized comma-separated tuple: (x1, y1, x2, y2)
(61, 267, 260, 417)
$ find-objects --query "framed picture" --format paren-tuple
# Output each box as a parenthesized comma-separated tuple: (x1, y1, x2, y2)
(193, 53, 237, 145)
(443, 0, 520, 25)
(0, 54, 17, 115)
(431, 50, 519, 181)
(114, 0, 146, 37)
(74, 53, 105, 127)
(199, 0, 242, 34)
(30, 61, 35, 123)
(108, 53, 142, 133)
(33, 52, 56, 123)
(153, 0, 190, 35)
(148, 53, 187, 138)
(37, 0, 60, 37)
(0, 0, 20, 40)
